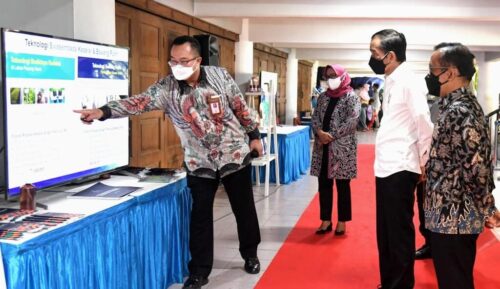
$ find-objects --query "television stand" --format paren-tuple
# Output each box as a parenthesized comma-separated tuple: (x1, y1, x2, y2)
(114, 168, 150, 181)
(36, 201, 48, 210)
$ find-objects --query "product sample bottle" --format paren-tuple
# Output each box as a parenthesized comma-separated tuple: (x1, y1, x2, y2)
(19, 184, 37, 210)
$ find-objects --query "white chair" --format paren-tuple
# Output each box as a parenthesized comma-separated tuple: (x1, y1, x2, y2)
(251, 73, 280, 196)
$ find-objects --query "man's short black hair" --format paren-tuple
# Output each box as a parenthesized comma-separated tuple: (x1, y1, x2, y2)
(373, 83, 380, 89)
(433, 42, 462, 50)
(437, 44, 476, 81)
(172, 35, 201, 56)
(371, 29, 407, 63)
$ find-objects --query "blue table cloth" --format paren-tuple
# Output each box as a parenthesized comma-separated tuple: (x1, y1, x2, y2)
(257, 125, 311, 184)
(0, 178, 191, 289)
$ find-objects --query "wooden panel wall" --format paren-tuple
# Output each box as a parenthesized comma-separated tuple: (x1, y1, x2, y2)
(253, 44, 288, 124)
(298, 60, 313, 113)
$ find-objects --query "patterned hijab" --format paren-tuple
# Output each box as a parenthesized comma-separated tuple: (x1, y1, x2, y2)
(324, 64, 353, 98)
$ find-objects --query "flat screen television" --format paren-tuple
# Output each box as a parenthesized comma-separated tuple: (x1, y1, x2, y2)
(0, 28, 130, 199)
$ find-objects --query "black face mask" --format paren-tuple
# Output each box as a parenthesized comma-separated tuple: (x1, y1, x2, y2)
(369, 53, 389, 74)
(425, 69, 448, 97)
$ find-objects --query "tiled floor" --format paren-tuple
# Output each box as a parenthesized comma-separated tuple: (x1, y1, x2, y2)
(169, 129, 500, 289)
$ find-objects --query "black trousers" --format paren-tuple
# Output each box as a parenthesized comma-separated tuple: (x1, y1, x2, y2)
(416, 181, 431, 245)
(430, 232, 478, 289)
(187, 165, 261, 278)
(376, 171, 419, 289)
(318, 150, 352, 222)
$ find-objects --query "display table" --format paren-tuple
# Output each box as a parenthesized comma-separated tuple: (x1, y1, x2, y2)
(0, 176, 191, 289)
(300, 115, 313, 139)
(257, 125, 311, 184)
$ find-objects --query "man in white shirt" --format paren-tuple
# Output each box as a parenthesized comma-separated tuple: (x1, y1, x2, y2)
(369, 29, 434, 289)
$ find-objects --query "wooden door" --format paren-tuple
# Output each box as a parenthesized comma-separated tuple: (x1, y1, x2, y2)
(127, 10, 166, 168)
(253, 48, 287, 124)
(277, 59, 287, 124)
(137, 10, 166, 91)
(297, 61, 313, 113)
(162, 19, 188, 168)
(116, 4, 168, 168)
(116, 4, 138, 95)
(129, 111, 165, 168)
(219, 38, 235, 78)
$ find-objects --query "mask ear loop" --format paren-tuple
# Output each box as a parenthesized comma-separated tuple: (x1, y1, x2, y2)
(338, 74, 346, 86)
(381, 52, 390, 61)
(437, 68, 450, 86)
(383, 51, 394, 66)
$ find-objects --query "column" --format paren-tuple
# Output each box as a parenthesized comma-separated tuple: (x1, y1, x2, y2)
(235, 18, 254, 92)
(286, 48, 298, 125)
(311, 60, 319, 92)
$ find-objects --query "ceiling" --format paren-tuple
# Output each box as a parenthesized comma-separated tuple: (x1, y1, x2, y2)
(188, 0, 500, 74)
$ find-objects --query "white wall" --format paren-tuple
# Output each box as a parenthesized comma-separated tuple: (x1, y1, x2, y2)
(0, 0, 74, 38)
(0, 0, 116, 187)
(475, 52, 487, 111)
(484, 57, 500, 114)
(0, 0, 115, 44)
(253, 19, 499, 47)
(73, 0, 115, 45)
(194, 0, 500, 20)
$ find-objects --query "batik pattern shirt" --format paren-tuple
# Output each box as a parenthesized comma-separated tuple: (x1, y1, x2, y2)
(424, 87, 496, 234)
(103, 66, 259, 179)
(310, 91, 360, 179)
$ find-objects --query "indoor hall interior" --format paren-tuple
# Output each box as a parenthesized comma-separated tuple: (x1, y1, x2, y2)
(169, 129, 500, 289)
(1, 0, 500, 289)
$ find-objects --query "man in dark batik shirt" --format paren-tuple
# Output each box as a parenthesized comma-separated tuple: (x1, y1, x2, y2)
(424, 43, 500, 289)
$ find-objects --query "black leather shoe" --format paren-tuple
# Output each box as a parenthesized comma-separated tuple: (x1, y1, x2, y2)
(315, 223, 332, 235)
(244, 257, 260, 274)
(182, 275, 208, 289)
(334, 222, 346, 236)
(415, 244, 432, 260)
(334, 229, 345, 236)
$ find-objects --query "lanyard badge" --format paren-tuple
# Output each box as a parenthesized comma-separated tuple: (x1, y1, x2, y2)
(207, 94, 222, 116)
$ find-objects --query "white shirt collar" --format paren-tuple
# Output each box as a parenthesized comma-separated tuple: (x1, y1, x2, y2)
(385, 62, 408, 83)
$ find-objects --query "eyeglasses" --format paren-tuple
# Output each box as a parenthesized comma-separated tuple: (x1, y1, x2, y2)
(168, 57, 199, 67)
(370, 51, 389, 60)
(428, 66, 449, 74)
(379, 52, 389, 60)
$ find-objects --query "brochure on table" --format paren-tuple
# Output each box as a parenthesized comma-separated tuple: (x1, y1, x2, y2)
(0, 173, 186, 244)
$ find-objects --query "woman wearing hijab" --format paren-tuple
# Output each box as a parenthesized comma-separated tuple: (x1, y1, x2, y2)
(311, 64, 360, 235)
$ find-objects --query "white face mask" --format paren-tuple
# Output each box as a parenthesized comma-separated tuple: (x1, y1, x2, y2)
(171, 64, 197, 80)
(327, 77, 342, 90)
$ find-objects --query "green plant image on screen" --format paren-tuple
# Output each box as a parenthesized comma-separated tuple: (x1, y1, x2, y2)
(23, 88, 36, 104)
(10, 87, 21, 104)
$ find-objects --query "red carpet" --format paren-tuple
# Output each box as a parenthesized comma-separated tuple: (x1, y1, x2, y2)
(255, 144, 500, 289)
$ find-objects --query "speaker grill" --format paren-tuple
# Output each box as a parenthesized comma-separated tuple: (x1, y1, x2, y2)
(194, 34, 219, 66)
